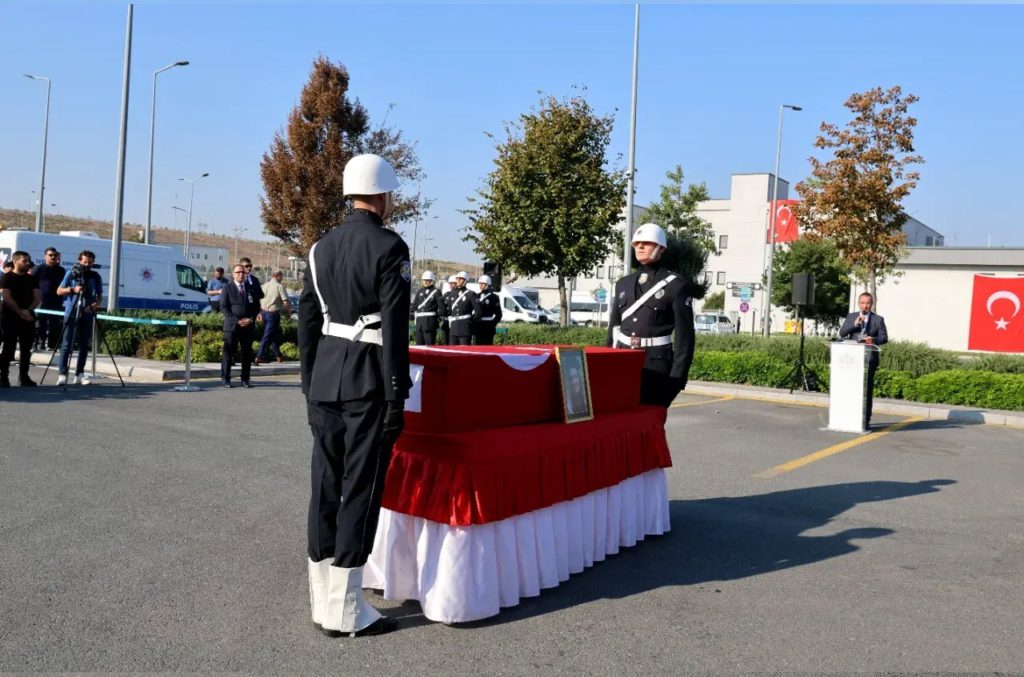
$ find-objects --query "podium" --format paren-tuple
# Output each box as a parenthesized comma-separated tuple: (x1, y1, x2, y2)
(828, 341, 873, 433)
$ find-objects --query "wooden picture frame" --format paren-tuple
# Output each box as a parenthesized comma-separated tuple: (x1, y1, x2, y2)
(555, 346, 594, 423)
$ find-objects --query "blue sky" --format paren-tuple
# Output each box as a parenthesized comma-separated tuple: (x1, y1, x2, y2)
(2, 3, 1022, 264)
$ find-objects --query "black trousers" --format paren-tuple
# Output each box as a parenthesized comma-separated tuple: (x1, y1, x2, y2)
(474, 324, 497, 345)
(866, 363, 877, 425)
(221, 324, 254, 383)
(414, 324, 437, 346)
(0, 314, 35, 381)
(35, 302, 62, 349)
(450, 334, 471, 346)
(640, 368, 683, 408)
(308, 399, 391, 568)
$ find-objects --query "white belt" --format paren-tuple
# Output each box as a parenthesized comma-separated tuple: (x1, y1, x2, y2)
(322, 313, 383, 345)
(451, 314, 472, 322)
(612, 327, 672, 348)
(480, 315, 496, 322)
(414, 311, 436, 318)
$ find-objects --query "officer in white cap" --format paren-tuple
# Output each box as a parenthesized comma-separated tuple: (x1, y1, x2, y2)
(606, 223, 695, 407)
(447, 271, 481, 345)
(441, 275, 458, 344)
(474, 274, 502, 345)
(411, 270, 444, 345)
(299, 153, 409, 638)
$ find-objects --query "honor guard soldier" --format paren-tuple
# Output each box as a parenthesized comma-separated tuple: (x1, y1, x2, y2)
(441, 275, 458, 345)
(447, 271, 481, 345)
(299, 153, 411, 638)
(411, 270, 444, 345)
(606, 223, 696, 407)
(474, 274, 502, 345)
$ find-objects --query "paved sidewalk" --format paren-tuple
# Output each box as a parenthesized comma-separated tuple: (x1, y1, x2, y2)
(28, 350, 300, 383)
(685, 380, 1024, 430)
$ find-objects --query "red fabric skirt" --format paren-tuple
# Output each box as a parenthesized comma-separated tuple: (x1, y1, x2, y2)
(382, 405, 671, 526)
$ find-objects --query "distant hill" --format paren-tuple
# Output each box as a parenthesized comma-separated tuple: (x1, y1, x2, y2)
(0, 207, 478, 281)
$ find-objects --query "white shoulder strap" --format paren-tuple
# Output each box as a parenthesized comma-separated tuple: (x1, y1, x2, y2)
(621, 274, 676, 321)
(307, 241, 329, 321)
(417, 288, 438, 311)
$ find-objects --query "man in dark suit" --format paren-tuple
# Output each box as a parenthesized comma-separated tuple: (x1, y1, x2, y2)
(220, 264, 260, 388)
(299, 153, 410, 638)
(839, 292, 889, 428)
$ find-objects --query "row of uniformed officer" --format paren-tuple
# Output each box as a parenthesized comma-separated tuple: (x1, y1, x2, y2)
(606, 222, 696, 408)
(299, 154, 410, 638)
(412, 271, 503, 346)
(410, 271, 445, 345)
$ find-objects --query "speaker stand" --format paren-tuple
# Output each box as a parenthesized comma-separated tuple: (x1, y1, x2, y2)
(781, 304, 820, 393)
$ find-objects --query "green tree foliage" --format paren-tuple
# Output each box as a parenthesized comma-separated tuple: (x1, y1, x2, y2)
(795, 86, 923, 299)
(464, 93, 626, 326)
(768, 238, 851, 330)
(702, 290, 725, 311)
(643, 165, 716, 254)
(259, 56, 426, 255)
(654, 233, 710, 300)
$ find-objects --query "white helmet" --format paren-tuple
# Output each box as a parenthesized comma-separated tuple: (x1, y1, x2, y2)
(631, 222, 667, 248)
(456, 271, 468, 280)
(343, 154, 400, 196)
(479, 274, 492, 286)
(422, 270, 435, 281)
(447, 275, 457, 283)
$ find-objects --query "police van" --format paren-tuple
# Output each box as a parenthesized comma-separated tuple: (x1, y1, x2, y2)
(498, 286, 551, 323)
(0, 230, 210, 312)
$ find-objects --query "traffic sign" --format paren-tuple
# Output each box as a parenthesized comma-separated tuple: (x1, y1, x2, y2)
(594, 287, 607, 303)
(740, 301, 750, 313)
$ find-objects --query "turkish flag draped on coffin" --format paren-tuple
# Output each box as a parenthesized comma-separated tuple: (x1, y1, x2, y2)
(767, 200, 800, 244)
(967, 274, 1024, 353)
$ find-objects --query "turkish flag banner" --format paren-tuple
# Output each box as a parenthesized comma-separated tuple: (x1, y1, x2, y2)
(967, 275, 1024, 353)
(767, 200, 800, 244)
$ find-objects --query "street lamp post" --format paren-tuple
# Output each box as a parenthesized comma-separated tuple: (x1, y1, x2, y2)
(178, 172, 209, 262)
(232, 225, 247, 263)
(171, 206, 188, 251)
(762, 104, 802, 338)
(144, 60, 189, 245)
(24, 74, 51, 233)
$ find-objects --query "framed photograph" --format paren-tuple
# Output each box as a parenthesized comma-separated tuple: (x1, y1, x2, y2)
(555, 347, 594, 424)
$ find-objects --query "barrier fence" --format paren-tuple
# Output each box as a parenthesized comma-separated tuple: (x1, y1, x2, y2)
(34, 309, 197, 391)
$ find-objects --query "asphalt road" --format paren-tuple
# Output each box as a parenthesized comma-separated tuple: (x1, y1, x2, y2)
(2, 373, 1022, 672)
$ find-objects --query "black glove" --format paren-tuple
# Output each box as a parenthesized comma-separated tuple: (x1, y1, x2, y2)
(382, 401, 405, 448)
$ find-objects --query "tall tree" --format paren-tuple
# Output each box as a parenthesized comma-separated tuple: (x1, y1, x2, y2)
(260, 56, 426, 255)
(767, 237, 852, 330)
(464, 93, 626, 326)
(643, 165, 716, 254)
(794, 85, 923, 300)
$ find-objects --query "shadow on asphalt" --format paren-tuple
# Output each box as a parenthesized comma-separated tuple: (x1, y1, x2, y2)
(0, 382, 175, 402)
(889, 417, 984, 431)
(454, 478, 956, 628)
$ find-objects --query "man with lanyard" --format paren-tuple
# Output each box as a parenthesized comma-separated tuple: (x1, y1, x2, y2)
(206, 267, 225, 312)
(839, 292, 888, 428)
(447, 271, 481, 346)
(411, 270, 444, 345)
(0, 251, 41, 387)
(474, 274, 502, 345)
(299, 153, 410, 638)
(32, 247, 65, 350)
(55, 250, 103, 387)
(606, 223, 695, 407)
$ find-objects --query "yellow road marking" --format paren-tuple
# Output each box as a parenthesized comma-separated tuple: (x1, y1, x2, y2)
(670, 395, 735, 408)
(757, 416, 925, 478)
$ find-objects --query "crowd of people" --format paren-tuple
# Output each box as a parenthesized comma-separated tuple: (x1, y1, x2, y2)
(411, 270, 502, 346)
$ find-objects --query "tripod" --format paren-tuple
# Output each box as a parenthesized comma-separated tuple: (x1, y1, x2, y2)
(40, 277, 125, 389)
(781, 304, 820, 393)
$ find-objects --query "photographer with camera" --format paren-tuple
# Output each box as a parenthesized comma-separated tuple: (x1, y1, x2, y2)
(0, 251, 41, 387)
(55, 250, 103, 387)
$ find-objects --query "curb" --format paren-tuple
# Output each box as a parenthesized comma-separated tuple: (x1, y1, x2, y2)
(684, 381, 1024, 430)
(29, 352, 300, 383)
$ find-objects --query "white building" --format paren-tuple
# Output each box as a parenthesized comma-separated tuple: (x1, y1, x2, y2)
(185, 245, 229, 275)
(868, 247, 1024, 353)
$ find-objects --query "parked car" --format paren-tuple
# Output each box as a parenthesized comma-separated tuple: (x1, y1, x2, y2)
(695, 313, 736, 334)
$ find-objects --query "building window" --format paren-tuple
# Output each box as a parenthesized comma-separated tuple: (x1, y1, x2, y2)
(925, 235, 934, 246)
(719, 234, 728, 250)
(717, 271, 726, 286)
(607, 265, 616, 280)
(704, 271, 714, 284)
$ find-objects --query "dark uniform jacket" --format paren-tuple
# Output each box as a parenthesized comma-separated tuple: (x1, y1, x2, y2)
(606, 264, 696, 386)
(477, 289, 503, 326)
(839, 311, 888, 367)
(298, 209, 412, 403)
(411, 284, 445, 332)
(448, 287, 482, 338)
(221, 280, 261, 330)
